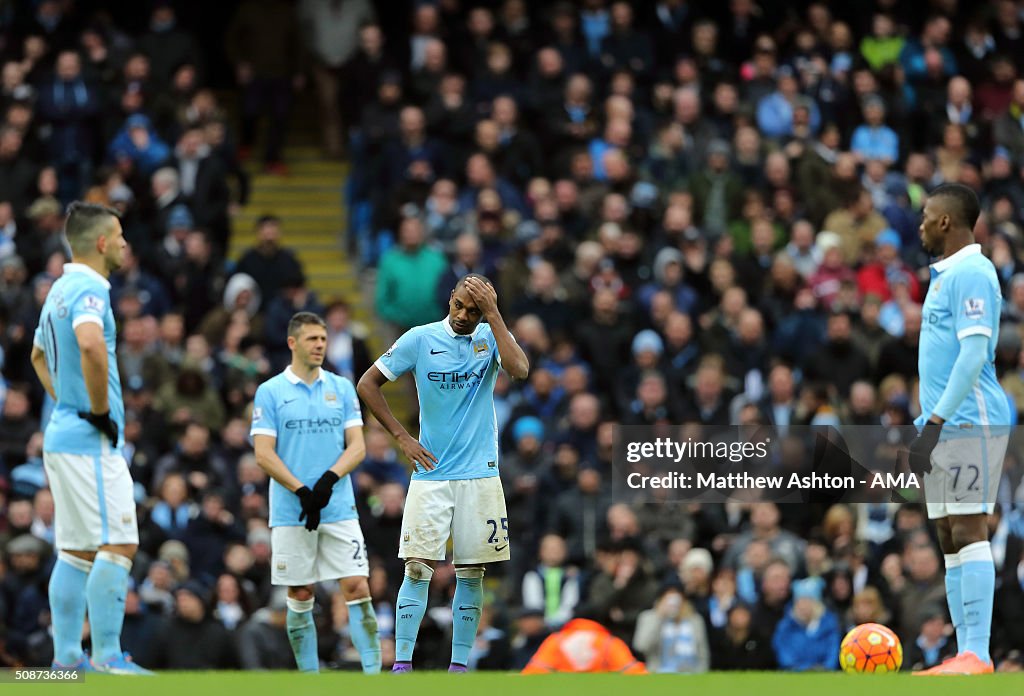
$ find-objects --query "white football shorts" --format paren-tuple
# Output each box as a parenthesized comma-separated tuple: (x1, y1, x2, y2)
(43, 451, 139, 550)
(398, 476, 510, 564)
(923, 429, 1008, 520)
(271, 519, 369, 586)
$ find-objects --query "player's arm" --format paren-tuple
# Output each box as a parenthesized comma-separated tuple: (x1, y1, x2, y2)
(357, 365, 437, 471)
(73, 321, 119, 444)
(251, 390, 322, 529)
(310, 384, 370, 508)
(930, 274, 998, 424)
(910, 275, 995, 473)
(252, 434, 306, 492)
(463, 276, 529, 379)
(930, 335, 988, 423)
(328, 425, 366, 479)
(30, 343, 54, 400)
(309, 425, 368, 507)
(76, 322, 109, 413)
(910, 333, 988, 472)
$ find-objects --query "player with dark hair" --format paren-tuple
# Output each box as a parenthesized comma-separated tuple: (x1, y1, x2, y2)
(358, 274, 529, 673)
(31, 202, 153, 674)
(250, 311, 381, 673)
(911, 183, 1009, 675)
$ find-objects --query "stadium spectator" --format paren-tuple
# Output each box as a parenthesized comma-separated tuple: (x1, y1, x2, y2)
(225, 0, 304, 174)
(583, 539, 659, 643)
(234, 215, 303, 311)
(149, 581, 238, 669)
(36, 50, 100, 204)
(521, 533, 580, 629)
(896, 544, 946, 643)
(904, 604, 956, 672)
(2, 534, 50, 664)
(633, 582, 710, 673)
(150, 472, 194, 541)
(771, 576, 841, 671)
(236, 588, 293, 669)
(171, 126, 231, 252)
(182, 489, 245, 584)
(710, 603, 776, 670)
(374, 215, 447, 336)
(108, 114, 171, 178)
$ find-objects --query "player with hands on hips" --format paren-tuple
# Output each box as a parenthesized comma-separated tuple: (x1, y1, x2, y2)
(31, 203, 153, 675)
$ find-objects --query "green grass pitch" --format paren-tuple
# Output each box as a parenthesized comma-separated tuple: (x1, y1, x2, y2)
(27, 671, 1024, 695)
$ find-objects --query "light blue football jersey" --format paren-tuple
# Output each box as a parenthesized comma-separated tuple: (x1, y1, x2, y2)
(250, 367, 363, 527)
(34, 263, 124, 455)
(375, 317, 502, 481)
(918, 244, 1011, 428)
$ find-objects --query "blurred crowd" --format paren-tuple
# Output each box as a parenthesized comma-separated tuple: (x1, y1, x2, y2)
(0, 0, 1024, 674)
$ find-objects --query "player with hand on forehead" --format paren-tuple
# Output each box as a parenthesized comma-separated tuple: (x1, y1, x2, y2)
(359, 274, 529, 673)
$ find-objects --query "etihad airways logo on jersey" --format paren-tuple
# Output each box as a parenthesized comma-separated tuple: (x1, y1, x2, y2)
(284, 416, 344, 434)
(427, 369, 485, 390)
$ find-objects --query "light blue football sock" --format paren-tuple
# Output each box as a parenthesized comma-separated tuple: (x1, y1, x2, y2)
(86, 551, 131, 664)
(347, 598, 381, 674)
(959, 541, 994, 664)
(451, 568, 484, 667)
(49, 552, 92, 666)
(943, 554, 966, 652)
(286, 597, 319, 672)
(395, 562, 433, 663)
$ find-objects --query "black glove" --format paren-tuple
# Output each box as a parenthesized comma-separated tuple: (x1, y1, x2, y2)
(908, 420, 941, 476)
(77, 410, 119, 447)
(311, 470, 339, 509)
(295, 486, 321, 531)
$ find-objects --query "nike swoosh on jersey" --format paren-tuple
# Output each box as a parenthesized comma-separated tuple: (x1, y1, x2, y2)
(430, 349, 447, 354)
(494, 544, 508, 552)
(398, 603, 415, 609)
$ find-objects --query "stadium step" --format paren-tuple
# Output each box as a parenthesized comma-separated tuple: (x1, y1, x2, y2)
(229, 110, 413, 426)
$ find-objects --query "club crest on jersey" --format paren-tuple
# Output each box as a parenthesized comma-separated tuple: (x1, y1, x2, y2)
(325, 391, 337, 402)
(473, 340, 489, 358)
(964, 298, 984, 318)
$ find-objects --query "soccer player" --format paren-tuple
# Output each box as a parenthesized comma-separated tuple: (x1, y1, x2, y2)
(250, 311, 381, 673)
(910, 183, 1010, 675)
(31, 202, 152, 674)
(357, 274, 529, 673)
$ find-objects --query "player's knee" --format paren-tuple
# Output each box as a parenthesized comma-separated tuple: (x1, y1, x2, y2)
(455, 565, 485, 580)
(404, 560, 435, 581)
(288, 585, 315, 603)
(340, 576, 370, 600)
(951, 518, 987, 551)
(935, 519, 955, 554)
